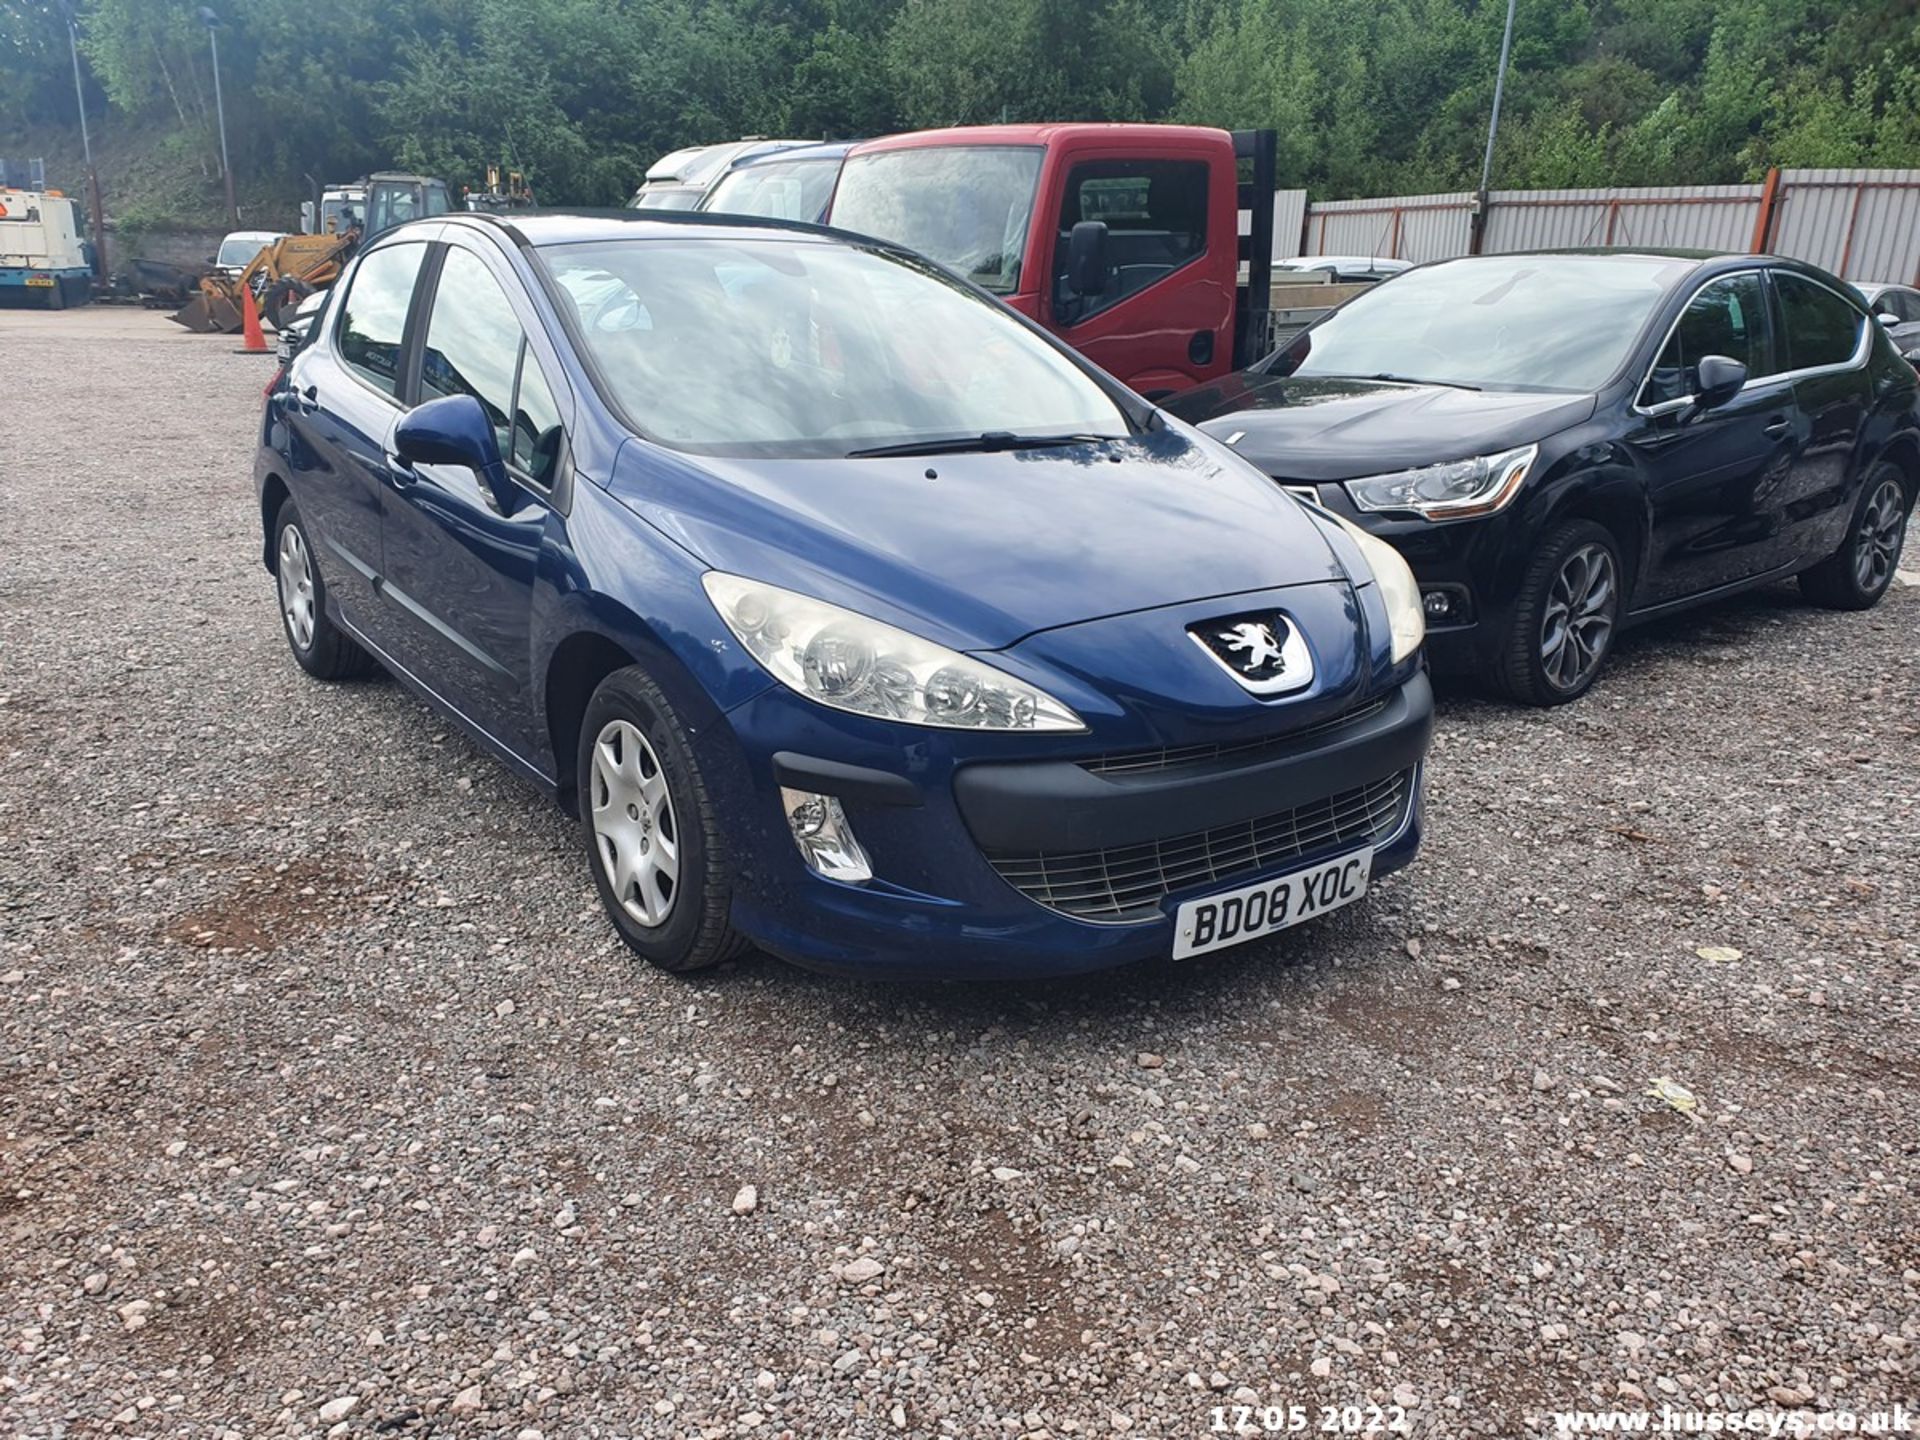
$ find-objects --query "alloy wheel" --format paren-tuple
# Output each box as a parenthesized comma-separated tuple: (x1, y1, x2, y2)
(278, 524, 316, 651)
(589, 719, 680, 927)
(1540, 542, 1616, 692)
(1853, 477, 1907, 594)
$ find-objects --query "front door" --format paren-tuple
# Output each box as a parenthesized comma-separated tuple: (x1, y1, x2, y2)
(1631, 270, 1800, 606)
(377, 241, 568, 756)
(1042, 154, 1233, 398)
(286, 239, 431, 645)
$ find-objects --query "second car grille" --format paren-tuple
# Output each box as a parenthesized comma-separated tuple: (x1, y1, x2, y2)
(986, 769, 1412, 923)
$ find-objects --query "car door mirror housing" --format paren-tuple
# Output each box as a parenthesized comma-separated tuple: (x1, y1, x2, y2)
(1067, 220, 1109, 298)
(395, 394, 514, 505)
(1876, 311, 1899, 328)
(1693, 354, 1747, 410)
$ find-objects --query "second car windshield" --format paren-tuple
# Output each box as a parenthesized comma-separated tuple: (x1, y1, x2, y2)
(830, 146, 1042, 294)
(538, 236, 1129, 459)
(1274, 255, 1697, 392)
(703, 159, 840, 222)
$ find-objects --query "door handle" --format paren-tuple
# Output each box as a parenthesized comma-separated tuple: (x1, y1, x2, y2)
(1762, 416, 1791, 438)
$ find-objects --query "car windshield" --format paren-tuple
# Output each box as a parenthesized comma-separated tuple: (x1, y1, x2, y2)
(703, 159, 840, 223)
(633, 188, 703, 211)
(830, 146, 1042, 294)
(218, 236, 269, 267)
(538, 236, 1129, 459)
(1271, 255, 1697, 392)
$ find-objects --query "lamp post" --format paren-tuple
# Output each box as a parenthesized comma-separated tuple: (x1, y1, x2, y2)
(60, 2, 108, 280)
(1469, 0, 1518, 255)
(198, 7, 238, 226)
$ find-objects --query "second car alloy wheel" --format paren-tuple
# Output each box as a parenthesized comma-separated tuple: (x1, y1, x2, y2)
(1540, 542, 1617, 693)
(1853, 476, 1907, 594)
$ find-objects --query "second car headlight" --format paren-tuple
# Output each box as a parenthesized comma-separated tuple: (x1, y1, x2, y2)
(1344, 444, 1536, 520)
(1322, 514, 1425, 666)
(704, 572, 1085, 732)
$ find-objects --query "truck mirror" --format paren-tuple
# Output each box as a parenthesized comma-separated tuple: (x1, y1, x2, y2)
(1068, 221, 1109, 298)
(299, 200, 316, 235)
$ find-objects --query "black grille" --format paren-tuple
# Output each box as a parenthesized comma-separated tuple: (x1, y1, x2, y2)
(987, 770, 1412, 923)
(1080, 698, 1388, 777)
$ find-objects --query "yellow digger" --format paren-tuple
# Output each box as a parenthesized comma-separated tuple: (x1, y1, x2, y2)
(170, 230, 354, 333)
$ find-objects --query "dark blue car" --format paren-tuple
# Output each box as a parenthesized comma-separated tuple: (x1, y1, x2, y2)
(254, 213, 1432, 977)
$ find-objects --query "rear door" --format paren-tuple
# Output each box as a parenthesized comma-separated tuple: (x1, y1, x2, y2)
(1770, 271, 1873, 566)
(1041, 147, 1235, 397)
(376, 238, 571, 756)
(283, 239, 431, 645)
(1631, 269, 1799, 605)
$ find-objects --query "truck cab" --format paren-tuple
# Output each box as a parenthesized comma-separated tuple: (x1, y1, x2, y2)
(0, 188, 92, 309)
(363, 173, 454, 238)
(826, 124, 1273, 396)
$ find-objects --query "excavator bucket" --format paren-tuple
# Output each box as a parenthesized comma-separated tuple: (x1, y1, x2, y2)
(171, 285, 244, 333)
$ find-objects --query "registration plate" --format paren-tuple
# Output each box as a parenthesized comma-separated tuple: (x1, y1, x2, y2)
(1172, 847, 1372, 959)
(24, 276, 53, 287)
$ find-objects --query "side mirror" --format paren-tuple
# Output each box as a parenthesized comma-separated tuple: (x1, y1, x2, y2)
(394, 394, 514, 508)
(1693, 354, 1748, 410)
(1876, 311, 1899, 329)
(299, 200, 316, 235)
(1067, 220, 1109, 298)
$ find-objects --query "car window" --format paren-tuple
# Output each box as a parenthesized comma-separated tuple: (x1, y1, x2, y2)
(421, 246, 565, 487)
(1052, 159, 1209, 326)
(1776, 273, 1863, 371)
(337, 242, 428, 398)
(1886, 290, 1920, 324)
(537, 236, 1130, 459)
(703, 159, 840, 222)
(1641, 272, 1766, 407)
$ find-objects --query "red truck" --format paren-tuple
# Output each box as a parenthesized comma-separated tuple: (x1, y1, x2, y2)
(825, 123, 1277, 397)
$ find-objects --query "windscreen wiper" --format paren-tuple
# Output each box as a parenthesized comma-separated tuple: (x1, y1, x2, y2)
(1361, 372, 1483, 391)
(846, 432, 1115, 459)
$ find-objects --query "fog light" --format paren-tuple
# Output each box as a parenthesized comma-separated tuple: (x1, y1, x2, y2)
(780, 787, 872, 883)
(1422, 590, 1452, 617)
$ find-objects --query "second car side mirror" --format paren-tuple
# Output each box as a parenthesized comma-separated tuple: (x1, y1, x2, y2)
(394, 394, 514, 508)
(1067, 220, 1109, 298)
(1877, 311, 1899, 329)
(1693, 354, 1748, 411)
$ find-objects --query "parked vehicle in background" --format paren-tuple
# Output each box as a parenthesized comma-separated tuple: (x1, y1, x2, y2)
(1854, 282, 1920, 354)
(253, 211, 1430, 977)
(0, 187, 91, 308)
(1167, 250, 1920, 705)
(299, 185, 367, 238)
(362, 173, 454, 237)
(215, 229, 286, 278)
(1277, 255, 1412, 283)
(826, 124, 1276, 397)
(696, 141, 855, 223)
(629, 139, 810, 210)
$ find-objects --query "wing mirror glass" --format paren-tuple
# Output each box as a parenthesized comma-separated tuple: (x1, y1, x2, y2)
(394, 394, 515, 509)
(1693, 354, 1748, 411)
(1067, 220, 1109, 298)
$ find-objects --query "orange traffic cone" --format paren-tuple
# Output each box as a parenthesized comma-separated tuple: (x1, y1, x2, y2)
(235, 283, 270, 354)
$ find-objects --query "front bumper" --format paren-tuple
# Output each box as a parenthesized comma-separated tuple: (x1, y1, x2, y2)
(707, 670, 1433, 979)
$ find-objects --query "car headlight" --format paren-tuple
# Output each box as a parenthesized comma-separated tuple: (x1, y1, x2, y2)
(1343, 444, 1536, 520)
(703, 572, 1085, 732)
(1323, 514, 1424, 665)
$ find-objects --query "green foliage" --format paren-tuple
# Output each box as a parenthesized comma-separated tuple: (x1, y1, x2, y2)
(7, 0, 1920, 214)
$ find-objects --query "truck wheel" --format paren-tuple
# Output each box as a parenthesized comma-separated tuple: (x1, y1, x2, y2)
(1491, 519, 1623, 706)
(577, 666, 752, 975)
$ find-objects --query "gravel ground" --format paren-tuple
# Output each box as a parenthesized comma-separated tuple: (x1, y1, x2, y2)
(2, 307, 1917, 1440)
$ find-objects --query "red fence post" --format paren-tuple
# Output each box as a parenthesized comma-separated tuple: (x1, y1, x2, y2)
(1749, 167, 1782, 254)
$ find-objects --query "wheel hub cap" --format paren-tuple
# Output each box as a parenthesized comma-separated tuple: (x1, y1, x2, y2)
(278, 525, 316, 651)
(1854, 478, 1906, 593)
(589, 719, 679, 927)
(1540, 543, 1616, 691)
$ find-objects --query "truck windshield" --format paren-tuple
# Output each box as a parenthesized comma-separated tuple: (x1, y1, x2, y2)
(538, 236, 1129, 459)
(830, 146, 1042, 295)
(1271, 255, 1696, 392)
(703, 159, 841, 223)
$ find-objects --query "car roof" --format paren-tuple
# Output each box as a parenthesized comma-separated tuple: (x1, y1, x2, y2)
(424, 208, 875, 253)
(730, 140, 859, 169)
(850, 122, 1232, 155)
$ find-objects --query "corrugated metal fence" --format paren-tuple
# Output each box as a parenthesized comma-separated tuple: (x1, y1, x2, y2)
(1285, 169, 1920, 283)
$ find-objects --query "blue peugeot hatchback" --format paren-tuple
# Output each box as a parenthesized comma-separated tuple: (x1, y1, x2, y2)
(254, 213, 1432, 977)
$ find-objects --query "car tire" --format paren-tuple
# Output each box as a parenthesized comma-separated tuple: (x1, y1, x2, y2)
(1798, 463, 1910, 611)
(577, 666, 751, 974)
(1491, 518, 1624, 707)
(272, 499, 375, 680)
